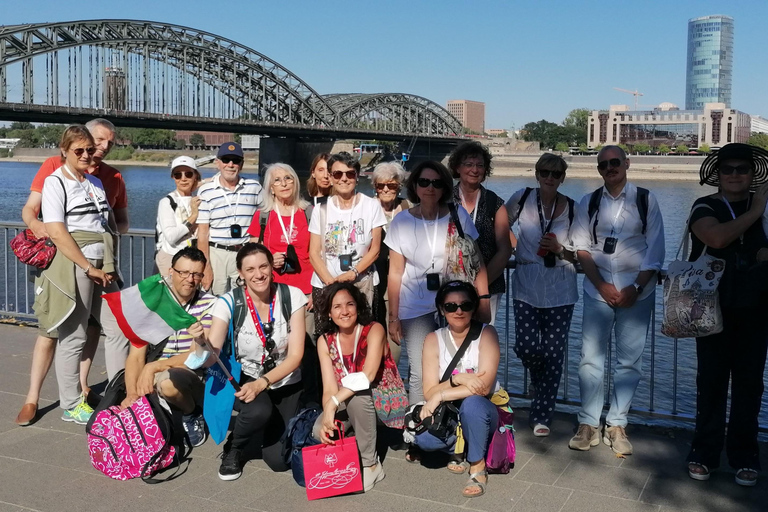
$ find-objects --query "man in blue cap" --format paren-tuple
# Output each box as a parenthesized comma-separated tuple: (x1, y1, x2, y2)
(197, 142, 264, 295)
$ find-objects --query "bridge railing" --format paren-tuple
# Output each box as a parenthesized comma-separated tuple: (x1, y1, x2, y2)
(1, 220, 764, 432)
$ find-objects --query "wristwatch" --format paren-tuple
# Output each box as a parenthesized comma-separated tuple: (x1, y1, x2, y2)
(633, 282, 644, 294)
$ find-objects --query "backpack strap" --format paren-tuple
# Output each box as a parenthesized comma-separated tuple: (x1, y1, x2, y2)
(52, 175, 67, 214)
(257, 209, 269, 244)
(277, 283, 292, 334)
(516, 187, 533, 221)
(303, 205, 313, 224)
(636, 187, 649, 235)
(587, 188, 602, 244)
(567, 197, 575, 227)
(166, 194, 177, 211)
(448, 203, 465, 238)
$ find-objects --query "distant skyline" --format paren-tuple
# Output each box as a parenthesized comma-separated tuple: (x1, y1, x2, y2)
(2, 0, 767, 129)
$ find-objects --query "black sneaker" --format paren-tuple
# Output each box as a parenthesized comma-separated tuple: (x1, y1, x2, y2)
(182, 413, 207, 448)
(218, 447, 243, 481)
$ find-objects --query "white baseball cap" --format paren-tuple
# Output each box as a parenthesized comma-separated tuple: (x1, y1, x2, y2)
(171, 156, 198, 172)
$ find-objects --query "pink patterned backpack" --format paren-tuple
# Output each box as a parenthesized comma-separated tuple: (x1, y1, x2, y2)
(87, 394, 180, 481)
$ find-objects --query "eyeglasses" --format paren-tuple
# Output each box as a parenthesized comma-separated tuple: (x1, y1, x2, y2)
(538, 170, 564, 179)
(71, 147, 97, 157)
(173, 170, 196, 179)
(597, 158, 623, 171)
(272, 176, 295, 185)
(720, 165, 752, 175)
(461, 161, 485, 170)
(331, 170, 358, 180)
(220, 156, 243, 165)
(172, 268, 205, 280)
(416, 178, 446, 189)
(376, 182, 399, 191)
(443, 301, 475, 313)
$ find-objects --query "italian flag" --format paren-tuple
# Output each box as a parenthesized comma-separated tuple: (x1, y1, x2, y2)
(103, 274, 197, 348)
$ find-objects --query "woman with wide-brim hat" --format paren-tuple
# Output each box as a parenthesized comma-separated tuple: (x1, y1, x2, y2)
(686, 143, 768, 487)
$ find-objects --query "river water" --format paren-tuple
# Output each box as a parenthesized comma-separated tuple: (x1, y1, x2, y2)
(1, 161, 766, 429)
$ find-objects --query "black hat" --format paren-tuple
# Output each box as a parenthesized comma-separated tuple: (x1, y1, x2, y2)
(699, 143, 768, 189)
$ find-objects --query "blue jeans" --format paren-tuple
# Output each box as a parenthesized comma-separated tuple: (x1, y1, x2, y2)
(413, 395, 498, 463)
(577, 292, 654, 428)
(400, 312, 438, 404)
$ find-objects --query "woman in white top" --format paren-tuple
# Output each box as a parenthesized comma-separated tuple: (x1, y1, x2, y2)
(505, 153, 577, 437)
(414, 280, 500, 498)
(155, 156, 201, 273)
(308, 152, 386, 315)
(207, 243, 307, 480)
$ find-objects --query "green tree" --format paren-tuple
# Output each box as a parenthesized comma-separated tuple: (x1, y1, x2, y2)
(634, 143, 651, 154)
(698, 143, 711, 154)
(676, 144, 689, 154)
(520, 119, 563, 149)
(10, 122, 33, 130)
(578, 143, 589, 153)
(747, 132, 768, 150)
(617, 143, 629, 154)
(658, 144, 671, 155)
(562, 108, 590, 146)
(189, 133, 206, 147)
(595, 144, 604, 151)
(555, 142, 570, 152)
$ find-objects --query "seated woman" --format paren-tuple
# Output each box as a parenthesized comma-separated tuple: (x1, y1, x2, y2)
(413, 280, 500, 498)
(207, 243, 307, 481)
(313, 282, 389, 491)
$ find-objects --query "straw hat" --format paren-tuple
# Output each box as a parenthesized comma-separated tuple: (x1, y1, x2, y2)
(699, 143, 768, 189)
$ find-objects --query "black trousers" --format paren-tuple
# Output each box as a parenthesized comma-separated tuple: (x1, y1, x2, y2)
(687, 306, 768, 470)
(231, 379, 302, 472)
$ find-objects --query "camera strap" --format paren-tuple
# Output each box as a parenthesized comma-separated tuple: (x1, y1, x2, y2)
(421, 211, 440, 270)
(244, 287, 275, 365)
(440, 320, 483, 383)
(721, 194, 749, 245)
(536, 189, 557, 235)
(275, 205, 296, 244)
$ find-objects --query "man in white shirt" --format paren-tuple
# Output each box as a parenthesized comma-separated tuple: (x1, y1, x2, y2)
(197, 142, 263, 295)
(568, 145, 665, 455)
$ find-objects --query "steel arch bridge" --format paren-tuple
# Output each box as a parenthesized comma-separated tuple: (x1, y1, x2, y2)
(0, 20, 463, 138)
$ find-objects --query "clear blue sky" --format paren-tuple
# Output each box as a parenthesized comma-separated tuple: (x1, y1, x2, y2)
(3, 0, 767, 129)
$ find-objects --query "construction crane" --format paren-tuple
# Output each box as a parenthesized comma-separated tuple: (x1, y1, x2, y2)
(613, 87, 644, 111)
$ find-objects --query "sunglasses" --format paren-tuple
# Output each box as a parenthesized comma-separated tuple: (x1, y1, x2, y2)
(597, 158, 623, 171)
(172, 268, 205, 280)
(443, 301, 475, 313)
(220, 156, 243, 165)
(72, 147, 97, 157)
(173, 170, 196, 180)
(720, 165, 752, 175)
(538, 170, 564, 179)
(376, 182, 399, 191)
(416, 178, 446, 189)
(262, 321, 277, 371)
(332, 170, 358, 180)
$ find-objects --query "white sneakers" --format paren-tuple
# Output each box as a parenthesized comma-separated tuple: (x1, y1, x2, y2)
(363, 461, 385, 491)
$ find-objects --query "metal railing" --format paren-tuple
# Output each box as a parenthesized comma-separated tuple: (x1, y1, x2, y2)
(1, 220, 764, 432)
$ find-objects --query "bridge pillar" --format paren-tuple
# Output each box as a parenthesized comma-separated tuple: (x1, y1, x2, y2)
(258, 138, 335, 176)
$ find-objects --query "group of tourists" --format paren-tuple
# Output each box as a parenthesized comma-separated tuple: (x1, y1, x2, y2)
(11, 119, 768, 493)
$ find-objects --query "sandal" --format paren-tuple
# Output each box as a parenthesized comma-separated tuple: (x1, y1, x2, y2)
(735, 468, 758, 487)
(532, 424, 550, 437)
(688, 462, 711, 481)
(405, 445, 422, 464)
(447, 457, 469, 474)
(462, 470, 488, 498)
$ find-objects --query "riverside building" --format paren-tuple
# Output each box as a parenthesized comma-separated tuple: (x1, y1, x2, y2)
(685, 15, 734, 111)
(447, 99, 485, 134)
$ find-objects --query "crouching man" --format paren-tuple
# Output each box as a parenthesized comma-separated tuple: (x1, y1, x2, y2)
(120, 247, 217, 447)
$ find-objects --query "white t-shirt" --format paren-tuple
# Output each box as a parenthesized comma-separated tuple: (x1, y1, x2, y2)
(435, 324, 500, 393)
(41, 167, 110, 259)
(156, 191, 195, 255)
(211, 285, 308, 387)
(308, 193, 387, 288)
(384, 206, 479, 320)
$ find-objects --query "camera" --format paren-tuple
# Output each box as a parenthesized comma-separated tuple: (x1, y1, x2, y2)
(339, 253, 353, 271)
(603, 237, 617, 254)
(230, 224, 242, 238)
(426, 273, 441, 291)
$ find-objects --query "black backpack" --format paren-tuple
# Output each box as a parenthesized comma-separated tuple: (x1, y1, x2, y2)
(587, 186, 649, 244)
(516, 187, 575, 227)
(229, 283, 294, 337)
(281, 404, 322, 487)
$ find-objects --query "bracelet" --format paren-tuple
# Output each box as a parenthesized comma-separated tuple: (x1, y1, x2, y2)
(449, 374, 459, 387)
(331, 395, 340, 408)
(478, 294, 491, 300)
(351, 267, 360, 278)
(261, 375, 271, 389)
(556, 248, 566, 260)
(82, 264, 91, 276)
(440, 390, 445, 403)
(388, 319, 398, 324)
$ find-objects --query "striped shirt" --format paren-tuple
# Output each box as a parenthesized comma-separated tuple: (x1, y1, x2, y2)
(156, 291, 217, 358)
(197, 173, 264, 245)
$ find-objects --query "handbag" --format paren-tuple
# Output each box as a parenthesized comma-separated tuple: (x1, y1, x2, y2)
(661, 204, 725, 338)
(10, 229, 57, 269)
(371, 343, 409, 429)
(444, 203, 481, 283)
(302, 420, 364, 500)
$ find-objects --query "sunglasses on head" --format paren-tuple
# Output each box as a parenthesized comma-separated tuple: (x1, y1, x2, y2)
(538, 170, 564, 179)
(597, 158, 623, 171)
(173, 170, 196, 179)
(416, 178, 445, 189)
(376, 182, 399, 191)
(220, 156, 243, 165)
(443, 301, 475, 313)
(720, 165, 752, 175)
(72, 147, 97, 157)
(332, 170, 357, 180)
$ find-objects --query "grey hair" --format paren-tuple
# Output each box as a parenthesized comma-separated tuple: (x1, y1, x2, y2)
(262, 163, 310, 212)
(598, 144, 627, 160)
(85, 118, 116, 134)
(372, 161, 407, 185)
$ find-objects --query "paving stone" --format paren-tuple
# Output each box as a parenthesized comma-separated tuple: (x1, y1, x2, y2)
(509, 483, 572, 512)
(555, 459, 650, 500)
(640, 473, 768, 511)
(563, 490, 660, 511)
(511, 453, 571, 485)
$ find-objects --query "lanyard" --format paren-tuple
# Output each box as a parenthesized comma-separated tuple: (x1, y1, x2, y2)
(536, 189, 557, 235)
(334, 195, 358, 248)
(274, 205, 296, 244)
(458, 187, 480, 224)
(721, 194, 750, 244)
(335, 325, 362, 376)
(421, 211, 440, 270)
(218, 178, 242, 218)
(63, 165, 110, 231)
(244, 288, 275, 365)
(607, 193, 626, 236)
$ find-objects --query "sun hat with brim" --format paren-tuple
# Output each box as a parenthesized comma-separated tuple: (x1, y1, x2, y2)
(699, 143, 768, 189)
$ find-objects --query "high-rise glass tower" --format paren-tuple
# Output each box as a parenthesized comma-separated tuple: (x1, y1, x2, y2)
(686, 15, 733, 110)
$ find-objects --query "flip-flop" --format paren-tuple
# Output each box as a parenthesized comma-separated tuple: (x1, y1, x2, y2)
(462, 470, 488, 498)
(688, 462, 710, 481)
(532, 424, 550, 437)
(447, 459, 469, 474)
(735, 468, 758, 487)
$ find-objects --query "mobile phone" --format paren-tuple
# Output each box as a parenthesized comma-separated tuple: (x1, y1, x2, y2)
(603, 237, 617, 254)
(339, 253, 353, 271)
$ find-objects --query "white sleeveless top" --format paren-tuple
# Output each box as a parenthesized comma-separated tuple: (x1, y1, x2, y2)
(436, 325, 500, 393)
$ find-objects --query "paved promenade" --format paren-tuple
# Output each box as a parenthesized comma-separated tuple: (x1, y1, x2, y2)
(1, 322, 765, 512)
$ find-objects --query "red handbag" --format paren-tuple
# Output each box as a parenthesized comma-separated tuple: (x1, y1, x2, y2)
(302, 421, 363, 500)
(9, 229, 57, 269)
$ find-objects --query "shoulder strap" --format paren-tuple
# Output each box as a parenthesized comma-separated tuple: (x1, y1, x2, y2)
(567, 197, 575, 227)
(257, 210, 269, 244)
(440, 320, 483, 383)
(53, 175, 67, 213)
(588, 188, 603, 244)
(319, 203, 328, 259)
(636, 187, 649, 235)
(303, 205, 313, 224)
(166, 194, 177, 211)
(448, 203, 465, 238)
(277, 283, 292, 334)
(232, 287, 247, 339)
(516, 187, 533, 221)
(677, 203, 716, 260)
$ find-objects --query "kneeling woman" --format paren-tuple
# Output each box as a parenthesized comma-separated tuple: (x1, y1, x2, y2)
(208, 243, 307, 481)
(414, 280, 500, 498)
(314, 282, 390, 491)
